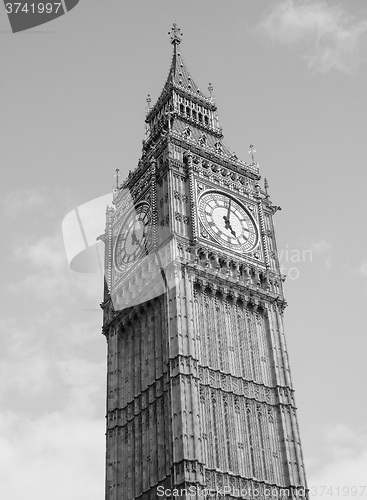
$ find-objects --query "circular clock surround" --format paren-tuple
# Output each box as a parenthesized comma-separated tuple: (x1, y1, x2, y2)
(198, 191, 259, 253)
(114, 202, 152, 272)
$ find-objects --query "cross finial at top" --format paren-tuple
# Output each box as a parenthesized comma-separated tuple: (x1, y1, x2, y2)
(169, 22, 183, 45)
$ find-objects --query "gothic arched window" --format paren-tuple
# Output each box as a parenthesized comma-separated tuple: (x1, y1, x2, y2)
(215, 142, 223, 154)
(182, 127, 192, 139)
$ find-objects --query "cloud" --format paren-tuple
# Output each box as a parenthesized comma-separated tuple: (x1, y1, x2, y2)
(14, 232, 67, 270)
(310, 240, 332, 253)
(1, 189, 108, 499)
(359, 261, 367, 279)
(9, 230, 103, 308)
(1, 229, 106, 415)
(0, 314, 106, 499)
(307, 424, 367, 499)
(0, 410, 105, 500)
(0, 312, 105, 412)
(305, 239, 333, 269)
(342, 260, 367, 286)
(0, 315, 106, 499)
(1, 188, 48, 217)
(259, 0, 367, 74)
(357, 261, 367, 294)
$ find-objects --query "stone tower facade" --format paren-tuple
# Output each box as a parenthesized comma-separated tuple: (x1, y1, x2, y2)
(101, 24, 308, 500)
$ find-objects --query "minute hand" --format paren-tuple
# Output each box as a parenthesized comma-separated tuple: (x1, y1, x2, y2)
(226, 199, 232, 222)
(223, 200, 232, 229)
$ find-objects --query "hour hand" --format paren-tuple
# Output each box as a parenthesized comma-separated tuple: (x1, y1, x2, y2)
(222, 215, 236, 237)
(227, 223, 236, 237)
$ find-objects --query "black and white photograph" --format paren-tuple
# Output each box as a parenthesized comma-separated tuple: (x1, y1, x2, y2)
(1, 1, 366, 499)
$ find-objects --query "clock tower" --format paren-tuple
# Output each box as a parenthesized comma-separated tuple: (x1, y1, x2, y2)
(101, 24, 308, 500)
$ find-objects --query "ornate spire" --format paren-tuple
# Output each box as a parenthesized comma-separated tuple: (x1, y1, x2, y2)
(144, 23, 230, 156)
(168, 22, 183, 45)
(148, 23, 204, 103)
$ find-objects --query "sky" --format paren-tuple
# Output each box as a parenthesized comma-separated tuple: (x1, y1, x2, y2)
(1, 0, 367, 498)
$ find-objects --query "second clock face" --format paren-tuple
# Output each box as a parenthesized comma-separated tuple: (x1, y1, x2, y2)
(114, 202, 152, 272)
(198, 191, 259, 253)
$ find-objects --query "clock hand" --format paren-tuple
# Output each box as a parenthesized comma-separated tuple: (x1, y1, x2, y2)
(226, 221, 236, 237)
(222, 215, 236, 237)
(223, 199, 233, 230)
(227, 199, 232, 222)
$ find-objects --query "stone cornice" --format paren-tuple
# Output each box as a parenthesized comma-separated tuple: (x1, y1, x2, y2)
(188, 265, 286, 305)
(175, 134, 260, 180)
(105, 353, 296, 431)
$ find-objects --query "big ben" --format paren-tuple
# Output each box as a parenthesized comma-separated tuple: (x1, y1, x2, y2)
(101, 24, 308, 500)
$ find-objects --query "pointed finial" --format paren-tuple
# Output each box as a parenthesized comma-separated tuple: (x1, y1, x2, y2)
(249, 144, 256, 164)
(264, 178, 269, 197)
(208, 83, 213, 98)
(114, 168, 120, 189)
(146, 93, 151, 110)
(169, 22, 183, 45)
(165, 105, 175, 133)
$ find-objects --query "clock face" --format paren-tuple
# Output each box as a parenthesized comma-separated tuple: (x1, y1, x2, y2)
(198, 191, 259, 253)
(114, 202, 152, 271)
